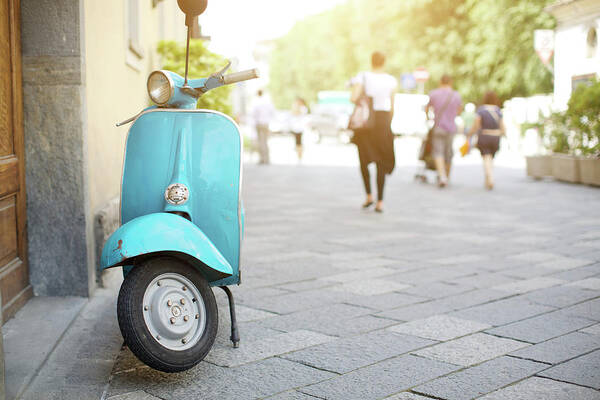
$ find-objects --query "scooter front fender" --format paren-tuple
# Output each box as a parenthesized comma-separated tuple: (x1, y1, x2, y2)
(101, 213, 233, 281)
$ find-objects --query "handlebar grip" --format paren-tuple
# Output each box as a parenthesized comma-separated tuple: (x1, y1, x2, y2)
(223, 69, 260, 85)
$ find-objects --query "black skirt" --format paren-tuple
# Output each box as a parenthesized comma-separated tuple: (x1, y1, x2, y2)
(477, 133, 500, 157)
(353, 111, 395, 174)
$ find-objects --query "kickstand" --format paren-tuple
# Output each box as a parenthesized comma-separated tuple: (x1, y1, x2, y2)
(219, 286, 240, 348)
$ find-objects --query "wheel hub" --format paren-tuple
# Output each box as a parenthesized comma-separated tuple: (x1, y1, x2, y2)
(171, 305, 182, 317)
(142, 273, 206, 351)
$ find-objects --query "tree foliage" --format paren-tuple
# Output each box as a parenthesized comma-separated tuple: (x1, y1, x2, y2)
(269, 0, 555, 109)
(157, 39, 232, 114)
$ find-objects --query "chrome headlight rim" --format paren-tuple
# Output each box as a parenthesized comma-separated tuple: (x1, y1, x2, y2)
(147, 70, 175, 106)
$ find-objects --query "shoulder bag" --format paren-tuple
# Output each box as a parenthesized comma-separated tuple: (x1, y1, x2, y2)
(348, 72, 375, 131)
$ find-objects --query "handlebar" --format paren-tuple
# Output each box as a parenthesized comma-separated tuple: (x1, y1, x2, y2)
(223, 69, 260, 85)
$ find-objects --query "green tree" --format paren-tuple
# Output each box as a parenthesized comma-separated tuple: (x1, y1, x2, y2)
(269, 0, 555, 108)
(157, 39, 232, 114)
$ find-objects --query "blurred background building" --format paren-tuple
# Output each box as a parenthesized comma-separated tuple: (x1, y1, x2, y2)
(547, 0, 600, 108)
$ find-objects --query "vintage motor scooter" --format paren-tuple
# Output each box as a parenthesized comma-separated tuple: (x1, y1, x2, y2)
(100, 0, 258, 373)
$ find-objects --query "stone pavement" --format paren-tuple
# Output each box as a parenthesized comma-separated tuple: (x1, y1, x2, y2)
(104, 164, 598, 399)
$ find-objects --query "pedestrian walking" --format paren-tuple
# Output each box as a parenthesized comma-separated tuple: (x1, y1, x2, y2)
(252, 90, 275, 164)
(467, 91, 505, 190)
(290, 97, 309, 162)
(425, 75, 462, 188)
(349, 51, 397, 213)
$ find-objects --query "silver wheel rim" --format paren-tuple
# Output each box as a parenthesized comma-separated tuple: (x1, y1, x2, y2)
(142, 272, 207, 351)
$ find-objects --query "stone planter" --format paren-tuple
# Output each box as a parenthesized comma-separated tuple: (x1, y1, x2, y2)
(551, 154, 581, 183)
(526, 155, 552, 179)
(579, 157, 600, 187)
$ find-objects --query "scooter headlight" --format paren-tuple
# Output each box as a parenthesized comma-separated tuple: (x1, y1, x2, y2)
(147, 70, 174, 106)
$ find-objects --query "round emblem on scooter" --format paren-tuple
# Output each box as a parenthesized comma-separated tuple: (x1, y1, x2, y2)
(165, 183, 189, 205)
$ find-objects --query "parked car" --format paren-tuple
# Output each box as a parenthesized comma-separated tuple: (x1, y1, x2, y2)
(308, 91, 353, 142)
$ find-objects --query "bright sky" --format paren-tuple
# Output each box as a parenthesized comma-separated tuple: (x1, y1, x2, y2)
(199, 0, 348, 57)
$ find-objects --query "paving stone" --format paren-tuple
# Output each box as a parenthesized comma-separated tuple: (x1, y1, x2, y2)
(320, 267, 398, 283)
(282, 330, 435, 374)
(431, 254, 489, 265)
(107, 391, 163, 400)
(568, 277, 600, 290)
(299, 354, 459, 400)
(107, 357, 335, 400)
(238, 288, 355, 314)
(432, 288, 512, 311)
(385, 393, 433, 400)
(492, 277, 566, 294)
(450, 297, 555, 326)
(235, 287, 293, 305)
(549, 263, 600, 281)
(414, 333, 529, 366)
(500, 264, 556, 279)
(510, 331, 600, 364)
(400, 281, 476, 299)
(331, 257, 399, 271)
(19, 289, 123, 400)
(388, 315, 490, 341)
(580, 323, 600, 335)
(332, 278, 411, 296)
(205, 329, 335, 367)
(308, 314, 401, 337)
(275, 278, 337, 292)
(479, 376, 600, 400)
(264, 390, 319, 400)
(536, 257, 595, 270)
(260, 303, 373, 333)
(486, 309, 596, 343)
(538, 349, 600, 390)
(377, 300, 456, 322)
(507, 252, 560, 263)
(519, 285, 599, 308)
(561, 298, 600, 321)
(446, 272, 518, 288)
(343, 291, 428, 311)
(387, 266, 474, 285)
(413, 356, 548, 400)
(234, 305, 278, 322)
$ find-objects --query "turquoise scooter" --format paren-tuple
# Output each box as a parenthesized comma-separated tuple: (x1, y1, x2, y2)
(100, 0, 258, 372)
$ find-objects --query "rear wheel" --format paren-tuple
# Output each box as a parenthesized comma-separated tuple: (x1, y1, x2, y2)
(117, 257, 218, 373)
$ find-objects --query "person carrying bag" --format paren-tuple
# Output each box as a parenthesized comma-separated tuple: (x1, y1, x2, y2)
(348, 52, 397, 213)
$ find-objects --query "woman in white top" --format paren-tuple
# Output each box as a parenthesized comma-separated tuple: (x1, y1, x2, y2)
(350, 52, 397, 213)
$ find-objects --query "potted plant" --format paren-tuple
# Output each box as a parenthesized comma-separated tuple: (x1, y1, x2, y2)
(523, 119, 553, 179)
(566, 80, 600, 186)
(547, 112, 581, 183)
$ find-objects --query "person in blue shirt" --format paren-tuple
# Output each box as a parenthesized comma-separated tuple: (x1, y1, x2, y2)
(467, 91, 505, 190)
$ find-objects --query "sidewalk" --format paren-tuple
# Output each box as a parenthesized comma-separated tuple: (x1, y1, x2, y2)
(14, 163, 600, 399)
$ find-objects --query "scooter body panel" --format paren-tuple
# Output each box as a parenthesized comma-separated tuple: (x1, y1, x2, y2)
(101, 212, 233, 281)
(102, 109, 242, 285)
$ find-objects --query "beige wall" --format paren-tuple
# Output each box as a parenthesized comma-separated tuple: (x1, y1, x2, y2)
(83, 0, 185, 215)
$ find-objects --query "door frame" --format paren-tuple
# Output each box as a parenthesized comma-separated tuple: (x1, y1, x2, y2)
(1, 0, 31, 323)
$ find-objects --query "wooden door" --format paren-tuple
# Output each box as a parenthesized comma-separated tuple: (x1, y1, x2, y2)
(0, 0, 31, 323)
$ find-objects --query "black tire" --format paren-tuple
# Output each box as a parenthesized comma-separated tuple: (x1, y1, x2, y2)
(117, 257, 218, 373)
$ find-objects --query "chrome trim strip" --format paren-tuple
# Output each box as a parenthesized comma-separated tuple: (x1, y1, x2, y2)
(120, 108, 244, 279)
